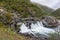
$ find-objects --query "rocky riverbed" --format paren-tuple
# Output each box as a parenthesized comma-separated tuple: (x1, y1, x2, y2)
(16, 16, 60, 40)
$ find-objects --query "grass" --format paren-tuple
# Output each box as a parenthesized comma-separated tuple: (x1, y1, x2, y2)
(0, 22, 31, 40)
(50, 8, 60, 19)
(0, 0, 59, 40)
(49, 33, 60, 40)
(0, 0, 49, 18)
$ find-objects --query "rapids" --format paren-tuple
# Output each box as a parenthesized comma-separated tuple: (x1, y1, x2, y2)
(19, 21, 57, 37)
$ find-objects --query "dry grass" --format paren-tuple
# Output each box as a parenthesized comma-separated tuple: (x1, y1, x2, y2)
(0, 26, 31, 40)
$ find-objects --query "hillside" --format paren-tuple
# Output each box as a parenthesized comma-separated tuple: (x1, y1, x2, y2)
(37, 4, 54, 13)
(31, 2, 54, 13)
(0, 0, 58, 40)
(0, 0, 49, 27)
(0, 0, 49, 40)
(0, 0, 49, 18)
(50, 8, 60, 19)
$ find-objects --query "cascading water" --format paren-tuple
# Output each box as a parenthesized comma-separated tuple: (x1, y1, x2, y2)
(19, 21, 56, 37)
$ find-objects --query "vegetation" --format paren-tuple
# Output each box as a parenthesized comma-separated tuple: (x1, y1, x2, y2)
(34, 3, 54, 13)
(0, 0, 49, 18)
(0, 0, 59, 40)
(50, 8, 60, 19)
(0, 0, 49, 40)
(49, 33, 60, 40)
(0, 22, 32, 40)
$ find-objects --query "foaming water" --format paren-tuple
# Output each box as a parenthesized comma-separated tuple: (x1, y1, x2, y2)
(19, 21, 56, 36)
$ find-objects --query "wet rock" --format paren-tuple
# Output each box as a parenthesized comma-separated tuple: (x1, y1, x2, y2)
(42, 16, 60, 28)
(23, 17, 37, 29)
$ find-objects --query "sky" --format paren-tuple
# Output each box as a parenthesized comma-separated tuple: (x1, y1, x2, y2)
(30, 0, 60, 10)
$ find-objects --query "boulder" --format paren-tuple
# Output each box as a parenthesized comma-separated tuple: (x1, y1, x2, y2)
(42, 16, 60, 28)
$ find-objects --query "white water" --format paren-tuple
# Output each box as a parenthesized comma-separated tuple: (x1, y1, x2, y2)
(19, 22, 56, 36)
(30, 0, 60, 10)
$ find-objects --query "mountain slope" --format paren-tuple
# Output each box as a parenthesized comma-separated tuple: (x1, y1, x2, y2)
(0, 0, 49, 40)
(0, 0, 59, 40)
(37, 4, 54, 13)
(0, 0, 50, 25)
(50, 8, 60, 19)
(31, 2, 54, 13)
(0, 0, 48, 18)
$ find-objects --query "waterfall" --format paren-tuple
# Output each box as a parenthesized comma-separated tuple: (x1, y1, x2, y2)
(19, 21, 56, 36)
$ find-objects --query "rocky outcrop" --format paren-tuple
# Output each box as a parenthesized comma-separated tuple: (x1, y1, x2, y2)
(42, 16, 60, 28)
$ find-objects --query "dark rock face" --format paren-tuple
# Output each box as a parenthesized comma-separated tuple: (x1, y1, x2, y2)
(42, 16, 60, 28)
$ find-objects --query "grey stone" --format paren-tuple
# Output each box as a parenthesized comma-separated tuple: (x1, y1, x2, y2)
(42, 16, 60, 28)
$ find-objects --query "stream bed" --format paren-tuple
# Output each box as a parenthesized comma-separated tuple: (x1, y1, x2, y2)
(18, 21, 60, 38)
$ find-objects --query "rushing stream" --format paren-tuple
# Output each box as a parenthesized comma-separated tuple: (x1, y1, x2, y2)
(19, 21, 59, 37)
